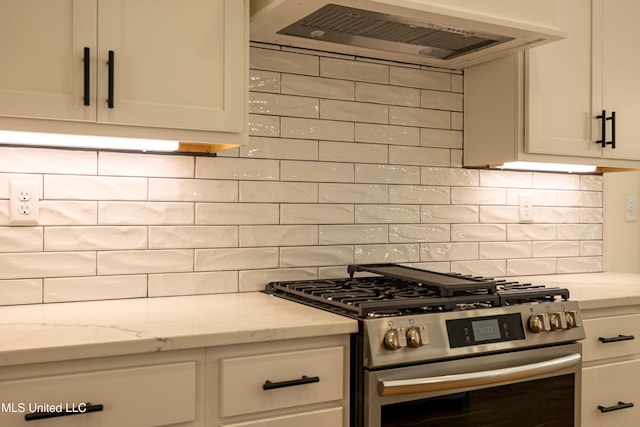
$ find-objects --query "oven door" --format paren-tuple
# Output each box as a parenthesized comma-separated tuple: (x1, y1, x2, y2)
(365, 342, 582, 426)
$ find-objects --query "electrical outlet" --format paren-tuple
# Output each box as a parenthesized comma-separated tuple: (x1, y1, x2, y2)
(9, 180, 40, 225)
(626, 196, 637, 222)
(519, 192, 533, 223)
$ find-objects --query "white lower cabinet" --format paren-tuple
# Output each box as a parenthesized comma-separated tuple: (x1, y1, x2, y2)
(208, 336, 350, 427)
(581, 311, 640, 426)
(0, 350, 205, 426)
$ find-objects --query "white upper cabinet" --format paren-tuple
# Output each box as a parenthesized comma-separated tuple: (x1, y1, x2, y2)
(0, 0, 247, 150)
(464, 0, 640, 169)
(0, 0, 97, 121)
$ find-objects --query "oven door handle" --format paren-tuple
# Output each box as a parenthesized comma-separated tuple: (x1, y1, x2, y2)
(378, 353, 581, 396)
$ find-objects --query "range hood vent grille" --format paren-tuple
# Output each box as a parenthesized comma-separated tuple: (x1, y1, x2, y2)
(277, 4, 514, 60)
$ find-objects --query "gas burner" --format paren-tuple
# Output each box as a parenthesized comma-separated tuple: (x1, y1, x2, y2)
(366, 310, 405, 318)
(265, 264, 571, 320)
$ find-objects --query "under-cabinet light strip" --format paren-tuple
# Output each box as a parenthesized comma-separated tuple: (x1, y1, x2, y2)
(500, 161, 597, 173)
(0, 130, 180, 152)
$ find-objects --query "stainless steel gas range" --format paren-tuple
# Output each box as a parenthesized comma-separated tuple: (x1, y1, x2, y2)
(265, 263, 586, 427)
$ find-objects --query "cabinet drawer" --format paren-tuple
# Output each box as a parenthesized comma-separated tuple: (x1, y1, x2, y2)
(220, 346, 344, 417)
(583, 315, 640, 362)
(222, 407, 343, 427)
(0, 361, 197, 427)
(582, 359, 640, 426)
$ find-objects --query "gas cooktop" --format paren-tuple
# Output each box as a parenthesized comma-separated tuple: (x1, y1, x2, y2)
(265, 263, 570, 319)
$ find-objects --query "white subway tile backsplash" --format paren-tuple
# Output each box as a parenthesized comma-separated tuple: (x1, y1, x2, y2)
(240, 225, 318, 247)
(241, 137, 318, 161)
(46, 175, 147, 201)
(149, 271, 238, 296)
(390, 224, 450, 243)
(421, 242, 478, 261)
(355, 123, 420, 146)
(97, 250, 193, 275)
(0, 252, 96, 280)
(356, 82, 420, 107)
(283, 74, 354, 100)
(0, 227, 42, 252)
(320, 57, 388, 83)
(319, 141, 388, 164)
(420, 128, 462, 149)
(319, 183, 387, 204)
(0, 147, 96, 175)
(240, 181, 318, 203)
(98, 152, 194, 178)
(280, 245, 354, 267)
(320, 99, 388, 123)
(319, 225, 388, 245)
(196, 203, 280, 225)
(356, 205, 420, 224)
(239, 268, 317, 292)
(389, 185, 450, 205)
(0, 45, 604, 304)
(249, 69, 281, 93)
(149, 178, 238, 202)
(389, 146, 450, 167)
(196, 157, 280, 180)
(389, 105, 450, 129)
(250, 47, 319, 75)
(248, 113, 280, 137)
(389, 67, 450, 91)
(249, 92, 319, 118)
(354, 243, 420, 264)
(282, 160, 354, 183)
(149, 226, 238, 249)
(40, 201, 98, 226)
(281, 117, 355, 141)
(356, 164, 420, 184)
(45, 226, 147, 251)
(99, 202, 194, 225)
(45, 275, 147, 302)
(281, 204, 354, 224)
(196, 247, 279, 271)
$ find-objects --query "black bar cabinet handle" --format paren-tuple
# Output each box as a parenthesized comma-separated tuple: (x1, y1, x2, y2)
(596, 110, 606, 147)
(263, 375, 319, 390)
(599, 334, 635, 343)
(25, 403, 104, 421)
(107, 50, 115, 108)
(598, 401, 634, 413)
(607, 111, 616, 148)
(83, 47, 90, 106)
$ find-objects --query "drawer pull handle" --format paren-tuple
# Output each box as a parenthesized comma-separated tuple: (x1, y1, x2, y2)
(24, 402, 104, 421)
(598, 401, 634, 413)
(263, 375, 319, 390)
(599, 334, 635, 343)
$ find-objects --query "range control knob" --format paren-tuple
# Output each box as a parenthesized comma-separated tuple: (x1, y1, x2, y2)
(565, 311, 579, 328)
(549, 312, 568, 331)
(528, 313, 551, 333)
(384, 328, 406, 350)
(406, 326, 423, 348)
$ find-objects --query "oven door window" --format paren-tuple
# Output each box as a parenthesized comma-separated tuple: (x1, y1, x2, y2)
(381, 374, 575, 427)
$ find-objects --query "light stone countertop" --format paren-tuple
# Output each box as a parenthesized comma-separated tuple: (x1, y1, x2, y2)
(505, 272, 640, 310)
(2, 272, 640, 368)
(0, 292, 358, 367)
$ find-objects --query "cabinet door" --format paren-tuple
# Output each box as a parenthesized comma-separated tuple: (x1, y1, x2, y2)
(582, 359, 640, 427)
(598, 0, 640, 160)
(97, 0, 245, 133)
(525, 0, 602, 158)
(0, 0, 97, 121)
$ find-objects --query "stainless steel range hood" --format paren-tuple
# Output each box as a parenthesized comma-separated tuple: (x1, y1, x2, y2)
(250, 0, 566, 69)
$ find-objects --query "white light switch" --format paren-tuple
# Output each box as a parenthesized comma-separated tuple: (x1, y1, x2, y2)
(625, 196, 637, 222)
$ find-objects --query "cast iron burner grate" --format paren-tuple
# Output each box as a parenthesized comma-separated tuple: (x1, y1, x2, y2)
(264, 264, 570, 319)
